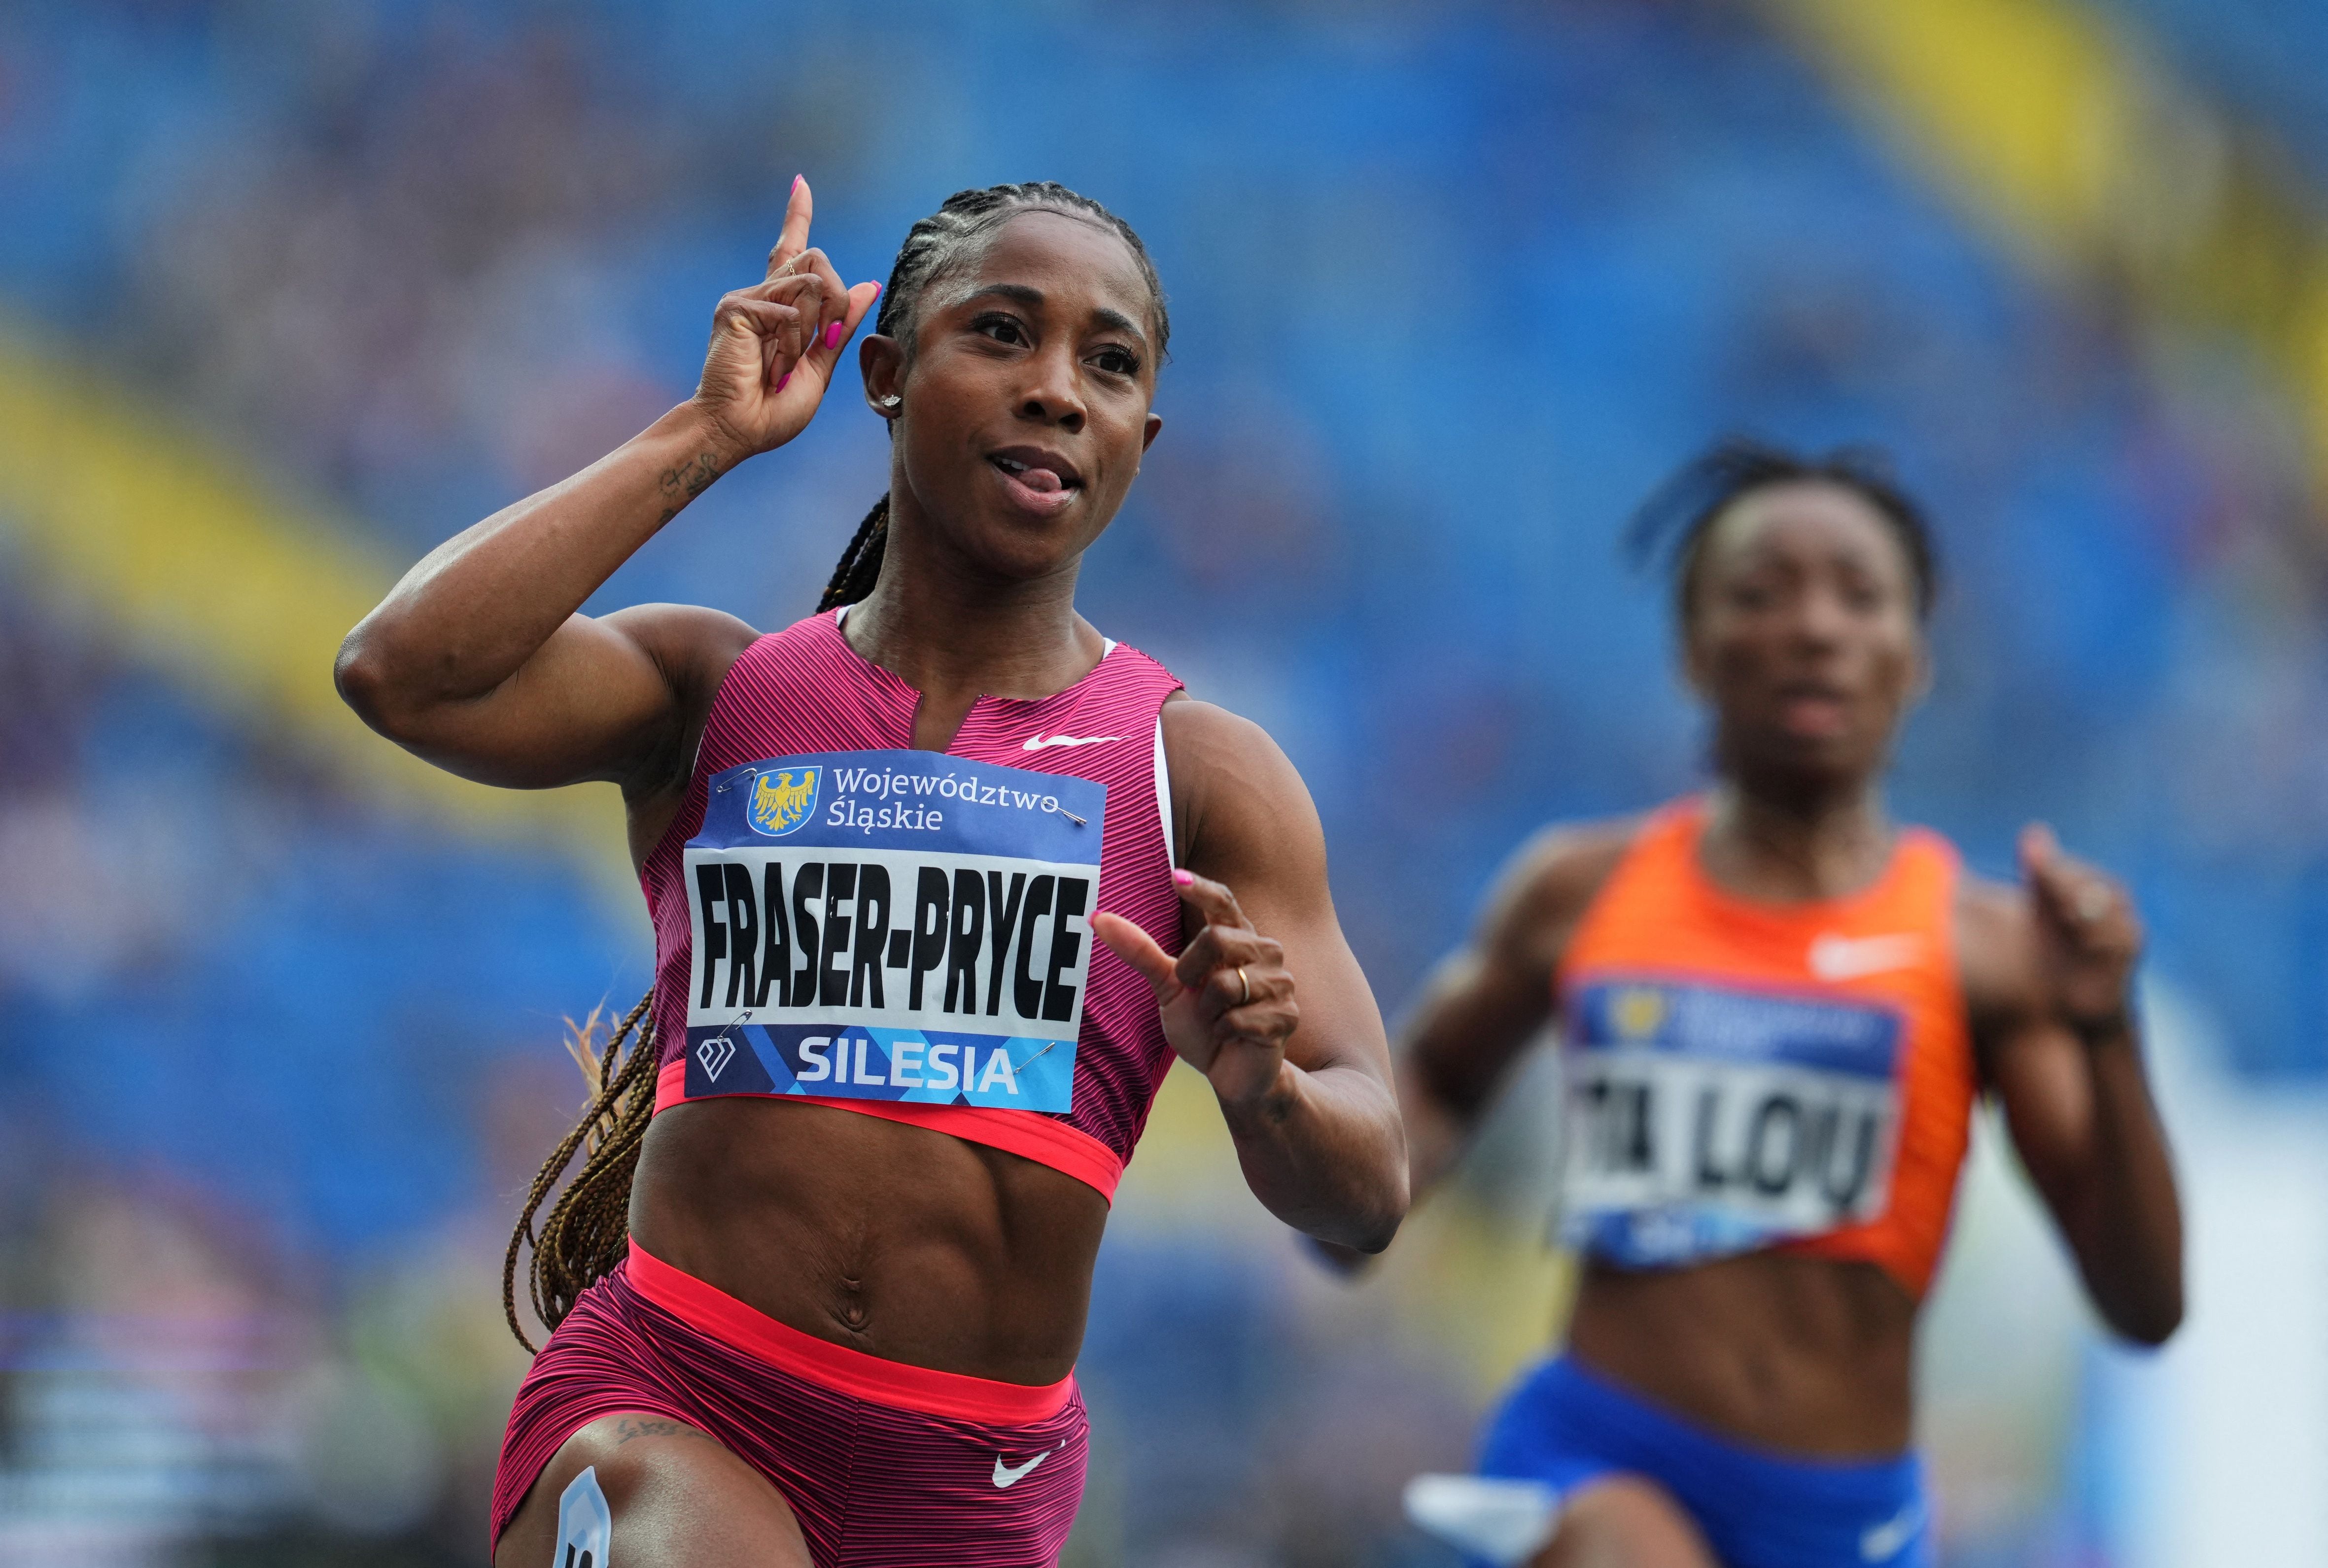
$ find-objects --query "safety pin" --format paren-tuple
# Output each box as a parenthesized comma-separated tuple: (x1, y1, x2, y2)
(1049, 804, 1087, 826)
(1015, 1038, 1064, 1068)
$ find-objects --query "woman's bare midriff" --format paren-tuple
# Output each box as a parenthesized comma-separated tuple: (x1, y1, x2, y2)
(628, 1097, 1110, 1388)
(1564, 1251, 1918, 1459)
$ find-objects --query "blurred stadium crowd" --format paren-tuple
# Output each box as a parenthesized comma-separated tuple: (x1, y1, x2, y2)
(4, 1, 2328, 1564)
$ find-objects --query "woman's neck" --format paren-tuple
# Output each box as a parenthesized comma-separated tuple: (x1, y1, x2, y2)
(1698, 777, 1894, 904)
(836, 504, 1105, 750)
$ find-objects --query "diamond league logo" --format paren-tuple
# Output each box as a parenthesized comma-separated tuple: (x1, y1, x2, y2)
(695, 1034, 736, 1082)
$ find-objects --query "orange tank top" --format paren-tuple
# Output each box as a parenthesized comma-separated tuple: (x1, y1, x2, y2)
(1554, 799, 1976, 1298)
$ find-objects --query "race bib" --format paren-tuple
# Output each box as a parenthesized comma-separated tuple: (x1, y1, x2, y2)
(1560, 979, 1903, 1266)
(681, 750, 1107, 1115)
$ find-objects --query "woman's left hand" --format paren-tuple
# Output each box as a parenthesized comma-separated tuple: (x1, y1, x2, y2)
(1094, 870, 1300, 1109)
(2019, 823, 2143, 1040)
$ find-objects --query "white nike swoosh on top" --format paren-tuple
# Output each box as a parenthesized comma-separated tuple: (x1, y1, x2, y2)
(1808, 932, 1925, 982)
(992, 1449, 1051, 1488)
(1022, 734, 1123, 751)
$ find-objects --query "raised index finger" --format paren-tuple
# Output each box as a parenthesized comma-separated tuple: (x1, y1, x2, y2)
(2021, 822, 2107, 920)
(2017, 822, 2071, 894)
(767, 174, 814, 279)
(1172, 867, 1254, 933)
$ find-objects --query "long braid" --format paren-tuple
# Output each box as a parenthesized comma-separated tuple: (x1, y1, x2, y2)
(502, 989, 658, 1351)
(816, 496, 891, 613)
(815, 180, 1171, 612)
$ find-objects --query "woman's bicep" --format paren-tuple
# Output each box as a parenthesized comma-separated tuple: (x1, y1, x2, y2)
(1962, 884, 2093, 1213)
(1988, 1018, 2099, 1212)
(345, 604, 749, 792)
(1406, 820, 1627, 1118)
(1272, 906, 1392, 1079)
(1168, 702, 1390, 1079)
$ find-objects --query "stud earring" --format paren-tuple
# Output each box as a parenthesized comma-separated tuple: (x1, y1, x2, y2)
(877, 395, 902, 409)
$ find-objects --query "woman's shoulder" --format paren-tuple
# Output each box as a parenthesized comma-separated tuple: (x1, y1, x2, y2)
(686, 605, 866, 692)
(1496, 813, 1653, 934)
(1157, 696, 1303, 821)
(602, 601, 764, 681)
(1952, 864, 2044, 1030)
(1156, 690, 1262, 750)
(597, 602, 764, 735)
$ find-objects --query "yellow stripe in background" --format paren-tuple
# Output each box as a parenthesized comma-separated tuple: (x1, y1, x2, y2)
(1768, 0, 2328, 507)
(0, 327, 631, 889)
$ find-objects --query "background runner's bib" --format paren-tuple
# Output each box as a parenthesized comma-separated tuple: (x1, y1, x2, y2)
(1552, 800, 1978, 1296)
(1562, 977, 1903, 1266)
(683, 749, 1106, 1115)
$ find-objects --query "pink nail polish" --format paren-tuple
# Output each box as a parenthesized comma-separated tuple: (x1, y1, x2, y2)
(1172, 869, 1195, 887)
(824, 321, 844, 350)
(775, 373, 791, 392)
(792, 173, 803, 190)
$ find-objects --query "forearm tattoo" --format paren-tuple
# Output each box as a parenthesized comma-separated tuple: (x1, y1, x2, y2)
(657, 452, 723, 523)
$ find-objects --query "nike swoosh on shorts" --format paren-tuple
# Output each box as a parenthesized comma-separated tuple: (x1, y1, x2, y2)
(1860, 1499, 1923, 1561)
(992, 1449, 1051, 1488)
(1022, 734, 1122, 751)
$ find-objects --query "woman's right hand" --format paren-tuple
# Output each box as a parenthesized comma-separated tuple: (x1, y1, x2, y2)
(693, 175, 885, 461)
(341, 180, 876, 797)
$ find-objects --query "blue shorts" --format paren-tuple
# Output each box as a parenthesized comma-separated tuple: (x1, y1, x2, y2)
(1476, 1358, 1933, 1568)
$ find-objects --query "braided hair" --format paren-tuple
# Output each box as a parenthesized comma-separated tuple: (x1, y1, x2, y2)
(504, 993, 658, 1350)
(505, 184, 1169, 1348)
(815, 180, 1171, 612)
(1626, 438, 1940, 625)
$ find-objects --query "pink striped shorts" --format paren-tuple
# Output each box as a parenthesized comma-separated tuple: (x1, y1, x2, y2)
(491, 1243, 1088, 1566)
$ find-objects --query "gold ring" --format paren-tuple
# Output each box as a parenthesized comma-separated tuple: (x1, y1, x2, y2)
(1236, 966, 1252, 1007)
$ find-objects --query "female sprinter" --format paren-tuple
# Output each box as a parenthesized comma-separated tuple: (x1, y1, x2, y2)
(335, 177, 1406, 1568)
(1389, 443, 2181, 1568)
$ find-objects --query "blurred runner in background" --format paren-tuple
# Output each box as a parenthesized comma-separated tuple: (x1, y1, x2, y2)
(1380, 442, 2182, 1568)
(337, 175, 1406, 1568)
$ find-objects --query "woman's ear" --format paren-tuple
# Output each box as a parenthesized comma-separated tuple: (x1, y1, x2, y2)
(861, 333, 904, 419)
(1678, 622, 1712, 702)
(1908, 631, 1936, 705)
